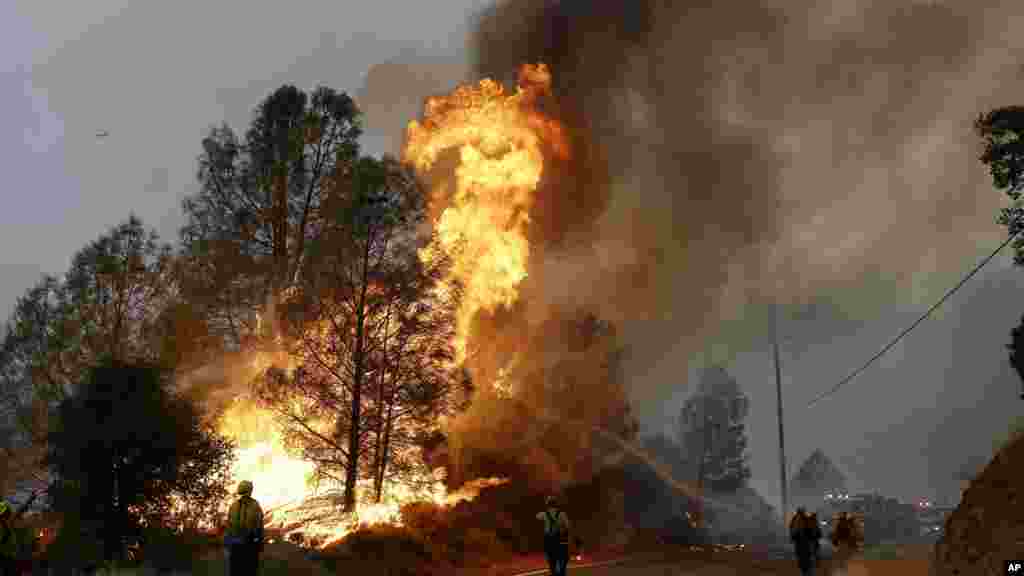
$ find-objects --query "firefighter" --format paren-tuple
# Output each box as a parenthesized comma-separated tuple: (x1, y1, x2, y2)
(789, 507, 822, 576)
(0, 502, 18, 576)
(830, 512, 858, 576)
(225, 481, 264, 576)
(536, 496, 570, 576)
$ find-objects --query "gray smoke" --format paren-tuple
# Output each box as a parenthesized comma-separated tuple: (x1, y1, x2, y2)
(469, 0, 1024, 412)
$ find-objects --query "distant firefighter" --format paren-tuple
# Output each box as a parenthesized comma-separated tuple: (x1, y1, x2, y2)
(790, 507, 822, 576)
(537, 495, 571, 576)
(830, 512, 860, 576)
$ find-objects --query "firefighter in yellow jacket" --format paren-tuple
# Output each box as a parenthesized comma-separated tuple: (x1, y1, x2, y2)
(537, 496, 570, 576)
(225, 481, 264, 576)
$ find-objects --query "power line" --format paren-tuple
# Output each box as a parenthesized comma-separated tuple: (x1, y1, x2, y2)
(806, 229, 1021, 408)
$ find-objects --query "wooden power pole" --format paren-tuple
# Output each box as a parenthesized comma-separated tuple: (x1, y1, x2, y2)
(774, 305, 790, 526)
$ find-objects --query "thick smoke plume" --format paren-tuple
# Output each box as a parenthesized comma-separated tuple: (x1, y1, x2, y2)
(468, 0, 1024, 416)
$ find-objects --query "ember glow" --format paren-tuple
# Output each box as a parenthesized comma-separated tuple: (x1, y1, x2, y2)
(403, 63, 569, 367)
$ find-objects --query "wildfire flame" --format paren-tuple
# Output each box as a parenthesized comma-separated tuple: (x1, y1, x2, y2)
(403, 63, 569, 368)
(215, 387, 510, 549)
(206, 64, 561, 552)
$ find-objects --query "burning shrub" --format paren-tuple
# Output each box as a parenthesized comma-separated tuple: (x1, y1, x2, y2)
(315, 524, 433, 576)
(345, 524, 428, 559)
(462, 526, 505, 562)
(399, 501, 453, 542)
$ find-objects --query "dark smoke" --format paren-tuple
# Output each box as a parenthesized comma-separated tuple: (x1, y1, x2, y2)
(469, 0, 1022, 413)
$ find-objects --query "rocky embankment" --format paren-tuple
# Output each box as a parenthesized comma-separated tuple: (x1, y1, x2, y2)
(932, 435, 1024, 575)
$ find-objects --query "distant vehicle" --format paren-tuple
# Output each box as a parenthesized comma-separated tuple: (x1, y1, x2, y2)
(96, 130, 109, 139)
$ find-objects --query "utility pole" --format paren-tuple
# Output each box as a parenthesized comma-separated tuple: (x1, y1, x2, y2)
(774, 305, 789, 527)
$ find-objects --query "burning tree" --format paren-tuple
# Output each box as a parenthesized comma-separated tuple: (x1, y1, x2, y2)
(255, 155, 465, 514)
(360, 245, 471, 503)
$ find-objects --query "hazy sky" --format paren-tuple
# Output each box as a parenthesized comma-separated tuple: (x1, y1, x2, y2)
(1, 0, 485, 317)
(5, 0, 1024, 513)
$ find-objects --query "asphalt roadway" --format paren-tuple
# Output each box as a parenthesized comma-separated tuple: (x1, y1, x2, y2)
(507, 550, 933, 576)
(508, 553, 794, 576)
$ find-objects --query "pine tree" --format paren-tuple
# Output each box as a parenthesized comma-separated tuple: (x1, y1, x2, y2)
(677, 366, 751, 493)
(790, 449, 847, 504)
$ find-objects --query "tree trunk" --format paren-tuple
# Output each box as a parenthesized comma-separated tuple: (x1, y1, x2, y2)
(377, 393, 395, 502)
(372, 308, 391, 503)
(377, 341, 401, 504)
(343, 233, 373, 513)
(272, 157, 290, 296)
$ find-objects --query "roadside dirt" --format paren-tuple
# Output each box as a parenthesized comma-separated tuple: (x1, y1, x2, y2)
(933, 434, 1024, 575)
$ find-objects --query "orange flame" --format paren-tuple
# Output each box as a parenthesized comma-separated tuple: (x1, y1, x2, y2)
(214, 348, 509, 549)
(402, 63, 569, 368)
(205, 64, 561, 550)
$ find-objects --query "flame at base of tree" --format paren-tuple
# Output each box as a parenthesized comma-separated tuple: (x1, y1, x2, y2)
(184, 64, 564, 551)
(205, 343, 509, 549)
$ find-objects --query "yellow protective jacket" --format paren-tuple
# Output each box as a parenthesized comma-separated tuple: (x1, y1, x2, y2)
(536, 508, 570, 544)
(226, 496, 264, 545)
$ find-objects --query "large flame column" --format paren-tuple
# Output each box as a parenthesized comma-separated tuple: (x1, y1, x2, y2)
(402, 63, 569, 386)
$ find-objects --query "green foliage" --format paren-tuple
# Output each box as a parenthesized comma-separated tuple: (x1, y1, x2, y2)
(45, 361, 235, 564)
(976, 106, 1024, 265)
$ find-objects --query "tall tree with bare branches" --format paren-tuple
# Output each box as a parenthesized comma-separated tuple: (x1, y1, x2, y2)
(179, 84, 362, 347)
(256, 155, 462, 512)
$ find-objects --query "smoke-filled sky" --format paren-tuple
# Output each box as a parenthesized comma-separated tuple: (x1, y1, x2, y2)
(5, 0, 1024, 510)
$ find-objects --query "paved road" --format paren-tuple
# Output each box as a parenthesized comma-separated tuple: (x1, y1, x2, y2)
(509, 550, 932, 576)
(509, 554, 792, 576)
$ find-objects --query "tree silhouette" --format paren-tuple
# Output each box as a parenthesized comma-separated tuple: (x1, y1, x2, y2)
(677, 366, 751, 493)
(45, 361, 233, 565)
(790, 449, 847, 506)
(1009, 313, 1024, 399)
